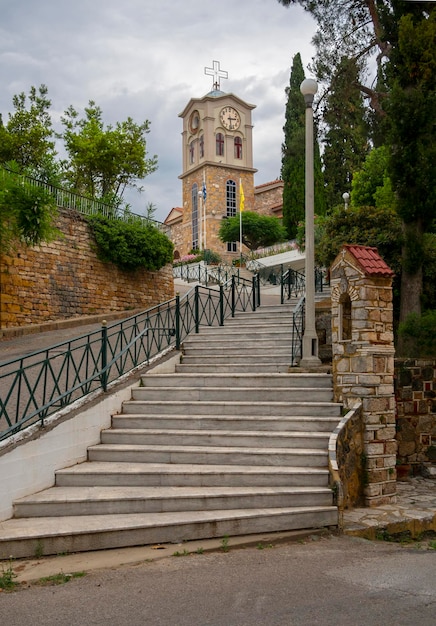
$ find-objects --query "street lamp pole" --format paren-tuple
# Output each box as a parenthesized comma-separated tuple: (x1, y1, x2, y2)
(300, 78, 321, 368)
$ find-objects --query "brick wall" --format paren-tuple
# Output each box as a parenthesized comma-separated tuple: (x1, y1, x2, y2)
(0, 209, 174, 328)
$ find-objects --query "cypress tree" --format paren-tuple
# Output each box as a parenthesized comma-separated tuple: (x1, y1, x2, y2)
(281, 53, 325, 239)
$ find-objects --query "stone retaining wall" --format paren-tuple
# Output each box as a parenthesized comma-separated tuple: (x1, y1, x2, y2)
(395, 359, 436, 473)
(0, 209, 174, 328)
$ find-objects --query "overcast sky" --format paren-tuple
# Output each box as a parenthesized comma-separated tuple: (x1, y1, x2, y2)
(0, 0, 316, 222)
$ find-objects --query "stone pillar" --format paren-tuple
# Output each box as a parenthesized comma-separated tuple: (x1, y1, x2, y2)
(330, 245, 397, 506)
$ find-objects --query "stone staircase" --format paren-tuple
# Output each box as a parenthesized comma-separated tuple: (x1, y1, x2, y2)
(0, 304, 341, 559)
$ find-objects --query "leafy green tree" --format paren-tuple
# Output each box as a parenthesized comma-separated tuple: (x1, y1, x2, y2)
(60, 101, 158, 205)
(281, 53, 325, 239)
(218, 212, 287, 252)
(383, 8, 436, 321)
(0, 85, 57, 180)
(323, 58, 369, 209)
(351, 146, 395, 210)
(315, 204, 403, 275)
(276, 0, 436, 325)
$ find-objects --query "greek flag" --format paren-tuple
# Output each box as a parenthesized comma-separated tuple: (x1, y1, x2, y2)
(202, 181, 207, 202)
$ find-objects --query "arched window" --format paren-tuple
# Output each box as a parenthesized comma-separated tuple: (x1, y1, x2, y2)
(199, 135, 204, 158)
(226, 180, 236, 217)
(192, 183, 199, 250)
(340, 293, 352, 341)
(189, 141, 195, 164)
(234, 137, 242, 159)
(216, 132, 224, 156)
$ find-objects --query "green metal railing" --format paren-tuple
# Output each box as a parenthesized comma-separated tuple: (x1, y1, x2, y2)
(173, 262, 237, 286)
(0, 166, 169, 234)
(0, 274, 259, 442)
(291, 296, 305, 367)
(280, 267, 306, 303)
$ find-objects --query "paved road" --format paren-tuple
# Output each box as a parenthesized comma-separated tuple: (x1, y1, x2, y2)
(2, 535, 435, 625)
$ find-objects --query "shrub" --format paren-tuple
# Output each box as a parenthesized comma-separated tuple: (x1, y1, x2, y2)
(88, 214, 173, 271)
(398, 310, 436, 358)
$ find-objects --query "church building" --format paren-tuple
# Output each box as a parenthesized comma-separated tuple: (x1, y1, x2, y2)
(164, 61, 283, 262)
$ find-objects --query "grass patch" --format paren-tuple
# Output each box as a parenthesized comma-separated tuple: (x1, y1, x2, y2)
(34, 571, 86, 586)
(0, 559, 18, 592)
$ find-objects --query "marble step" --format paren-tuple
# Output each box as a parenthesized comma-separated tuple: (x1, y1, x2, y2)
(13, 485, 334, 517)
(55, 462, 331, 488)
(0, 506, 339, 559)
(87, 443, 328, 467)
(131, 386, 332, 403)
(100, 428, 330, 449)
(121, 399, 342, 417)
(139, 373, 332, 389)
(111, 414, 340, 433)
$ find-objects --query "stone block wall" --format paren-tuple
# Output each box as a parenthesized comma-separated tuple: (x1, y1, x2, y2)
(0, 209, 174, 329)
(330, 403, 365, 509)
(330, 246, 397, 507)
(395, 359, 436, 471)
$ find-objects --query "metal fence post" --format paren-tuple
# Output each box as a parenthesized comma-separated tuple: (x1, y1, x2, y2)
(231, 274, 236, 317)
(195, 286, 200, 333)
(252, 275, 256, 311)
(175, 293, 181, 350)
(219, 285, 225, 326)
(101, 320, 108, 392)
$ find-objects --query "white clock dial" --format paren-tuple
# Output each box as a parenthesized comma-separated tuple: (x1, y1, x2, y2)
(220, 106, 241, 131)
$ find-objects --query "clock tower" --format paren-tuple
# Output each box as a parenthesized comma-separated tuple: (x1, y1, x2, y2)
(176, 61, 257, 261)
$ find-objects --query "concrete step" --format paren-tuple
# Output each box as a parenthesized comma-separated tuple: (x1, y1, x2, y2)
(121, 399, 342, 417)
(175, 363, 292, 373)
(111, 414, 340, 433)
(100, 428, 330, 449)
(55, 462, 331, 488)
(0, 506, 339, 559)
(139, 373, 333, 389)
(183, 336, 294, 347)
(131, 386, 333, 403)
(14, 485, 333, 517)
(87, 443, 328, 467)
(179, 352, 294, 362)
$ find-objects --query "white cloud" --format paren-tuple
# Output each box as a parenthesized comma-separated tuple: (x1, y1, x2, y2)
(0, 0, 316, 221)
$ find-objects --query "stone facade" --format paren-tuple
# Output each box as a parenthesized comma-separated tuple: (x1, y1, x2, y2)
(254, 180, 283, 218)
(330, 245, 397, 507)
(0, 209, 174, 329)
(179, 165, 255, 263)
(395, 359, 436, 474)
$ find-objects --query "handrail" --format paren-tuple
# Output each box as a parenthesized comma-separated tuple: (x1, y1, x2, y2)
(0, 274, 259, 441)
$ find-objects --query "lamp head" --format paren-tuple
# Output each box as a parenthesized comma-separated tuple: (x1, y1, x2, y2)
(300, 78, 318, 107)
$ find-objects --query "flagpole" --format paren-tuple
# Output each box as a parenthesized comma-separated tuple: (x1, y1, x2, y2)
(203, 178, 207, 252)
(239, 178, 244, 267)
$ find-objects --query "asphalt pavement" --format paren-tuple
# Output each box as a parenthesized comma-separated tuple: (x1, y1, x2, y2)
(1, 534, 435, 625)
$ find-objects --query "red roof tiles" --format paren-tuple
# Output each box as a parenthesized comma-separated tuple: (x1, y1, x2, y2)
(345, 245, 394, 277)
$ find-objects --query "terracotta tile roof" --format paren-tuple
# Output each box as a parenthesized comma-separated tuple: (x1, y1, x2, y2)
(345, 245, 394, 276)
(255, 179, 283, 191)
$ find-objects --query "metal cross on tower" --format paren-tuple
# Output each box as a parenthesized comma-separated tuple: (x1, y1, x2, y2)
(204, 60, 228, 91)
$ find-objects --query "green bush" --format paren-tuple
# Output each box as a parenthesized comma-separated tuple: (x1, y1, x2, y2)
(88, 214, 173, 271)
(398, 311, 436, 358)
(0, 166, 58, 251)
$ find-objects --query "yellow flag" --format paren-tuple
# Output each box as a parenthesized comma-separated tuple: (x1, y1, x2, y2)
(239, 181, 245, 212)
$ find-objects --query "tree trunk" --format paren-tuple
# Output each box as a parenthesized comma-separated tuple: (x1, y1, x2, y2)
(399, 219, 424, 323)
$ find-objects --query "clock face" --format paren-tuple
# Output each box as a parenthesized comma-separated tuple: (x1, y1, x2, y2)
(220, 106, 241, 131)
(189, 110, 200, 133)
